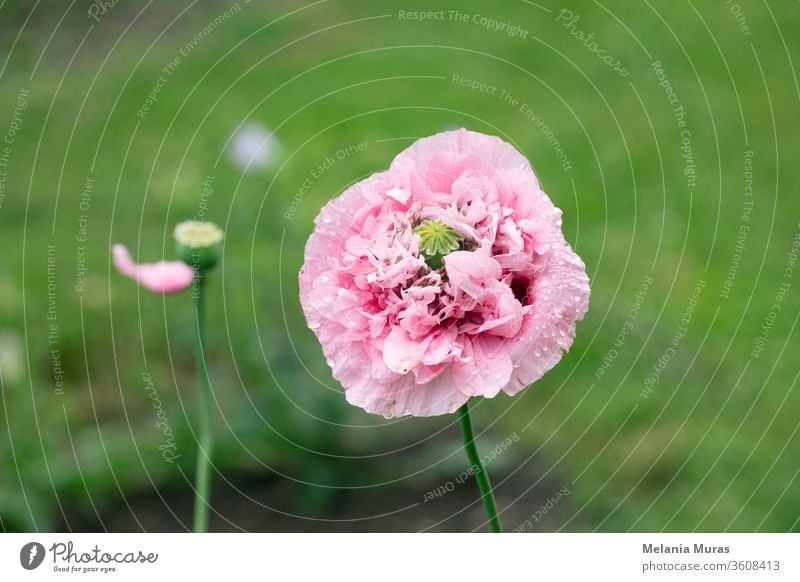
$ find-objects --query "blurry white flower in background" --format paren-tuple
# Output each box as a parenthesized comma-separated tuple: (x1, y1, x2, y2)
(0, 330, 24, 387)
(229, 122, 280, 171)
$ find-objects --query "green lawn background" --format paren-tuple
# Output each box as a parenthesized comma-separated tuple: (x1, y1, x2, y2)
(0, 0, 798, 531)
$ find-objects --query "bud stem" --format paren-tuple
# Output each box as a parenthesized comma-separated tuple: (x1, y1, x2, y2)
(192, 275, 213, 532)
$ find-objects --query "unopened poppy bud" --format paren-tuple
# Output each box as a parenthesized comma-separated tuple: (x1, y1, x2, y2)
(174, 220, 224, 273)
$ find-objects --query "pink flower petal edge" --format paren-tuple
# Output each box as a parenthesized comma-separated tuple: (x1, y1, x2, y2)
(112, 244, 194, 294)
(299, 128, 590, 418)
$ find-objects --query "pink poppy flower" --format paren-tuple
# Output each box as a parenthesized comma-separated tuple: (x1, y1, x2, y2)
(299, 128, 590, 417)
(112, 243, 194, 294)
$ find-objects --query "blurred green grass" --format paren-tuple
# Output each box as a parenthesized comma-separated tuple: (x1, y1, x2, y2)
(0, 0, 799, 531)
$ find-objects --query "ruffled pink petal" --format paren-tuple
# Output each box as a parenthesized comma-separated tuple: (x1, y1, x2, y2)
(452, 335, 514, 398)
(444, 249, 501, 299)
(345, 364, 470, 418)
(382, 326, 432, 375)
(112, 244, 193, 294)
(504, 240, 590, 395)
(476, 283, 525, 338)
(398, 129, 533, 185)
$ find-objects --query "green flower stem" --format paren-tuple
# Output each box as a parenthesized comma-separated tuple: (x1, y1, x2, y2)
(192, 275, 213, 532)
(458, 401, 502, 533)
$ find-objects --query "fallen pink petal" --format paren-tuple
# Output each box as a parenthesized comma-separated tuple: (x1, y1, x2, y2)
(300, 128, 590, 418)
(112, 243, 194, 294)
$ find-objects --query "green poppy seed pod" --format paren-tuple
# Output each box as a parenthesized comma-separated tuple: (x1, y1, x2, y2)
(414, 219, 463, 270)
(174, 220, 224, 273)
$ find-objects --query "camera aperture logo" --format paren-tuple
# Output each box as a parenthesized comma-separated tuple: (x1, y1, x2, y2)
(19, 541, 158, 574)
(20, 542, 46, 570)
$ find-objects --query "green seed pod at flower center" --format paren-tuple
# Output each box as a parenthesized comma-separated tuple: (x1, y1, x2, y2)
(414, 220, 463, 270)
